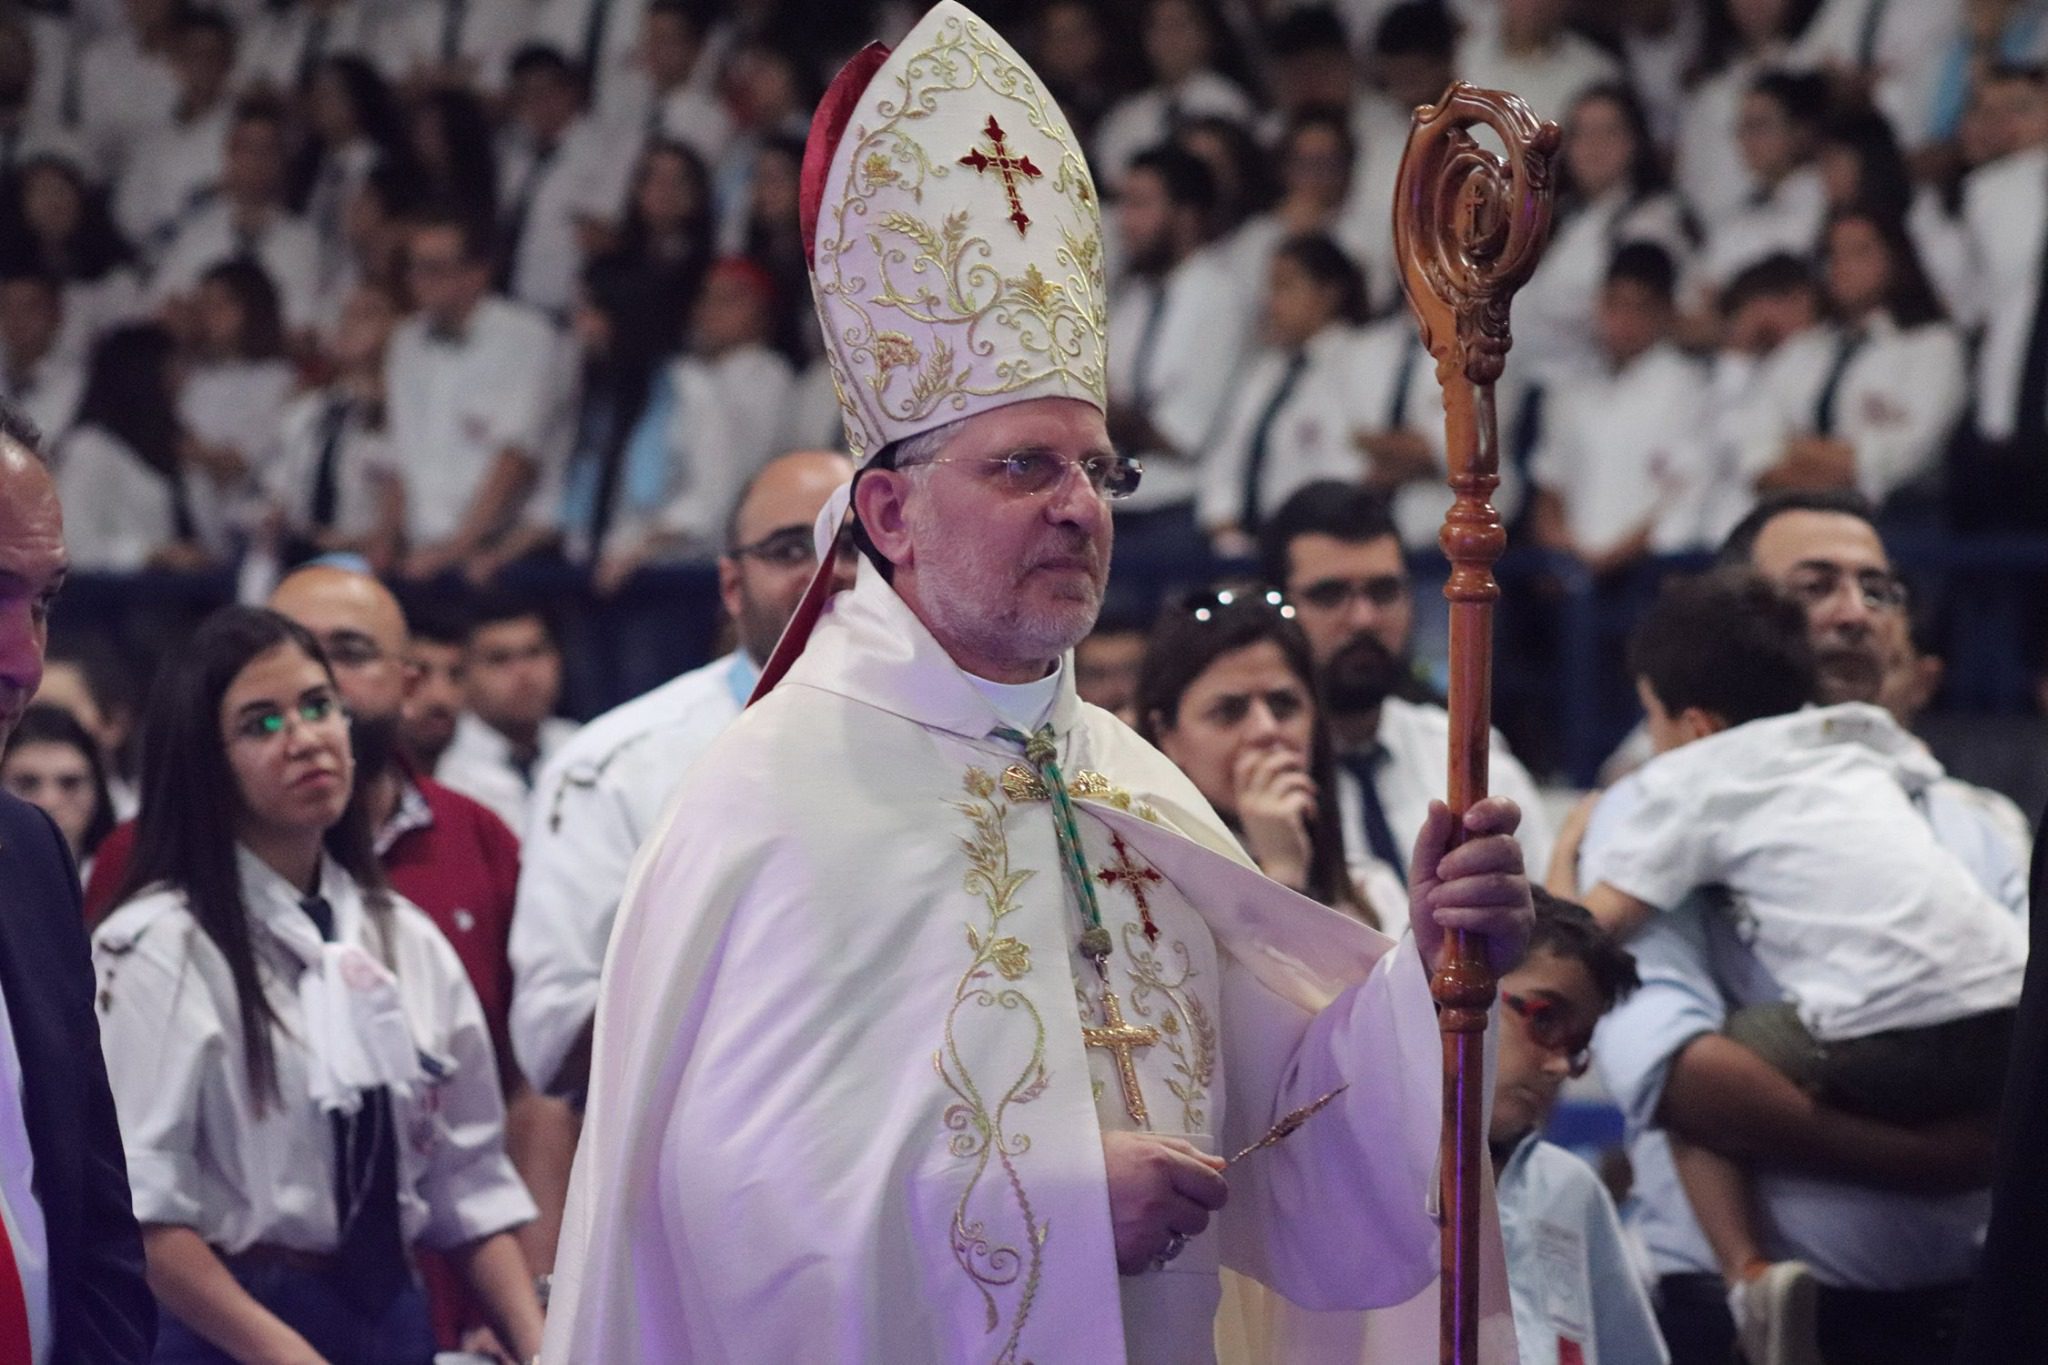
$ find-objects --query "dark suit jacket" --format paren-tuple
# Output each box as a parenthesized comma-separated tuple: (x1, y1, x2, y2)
(0, 791, 154, 1361)
(1959, 806, 2047, 1363)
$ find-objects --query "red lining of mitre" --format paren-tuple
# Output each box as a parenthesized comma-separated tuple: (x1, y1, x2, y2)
(799, 41, 891, 266)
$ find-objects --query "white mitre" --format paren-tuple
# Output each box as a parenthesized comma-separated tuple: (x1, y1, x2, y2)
(800, 0, 1108, 463)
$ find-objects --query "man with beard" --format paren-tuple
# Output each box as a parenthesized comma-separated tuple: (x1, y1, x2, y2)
(1257, 480, 1555, 882)
(507, 448, 852, 1259)
(1552, 489, 2025, 1365)
(543, 7, 1533, 1359)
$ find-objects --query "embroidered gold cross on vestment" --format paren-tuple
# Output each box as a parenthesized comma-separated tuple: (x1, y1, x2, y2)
(1084, 981, 1160, 1126)
(958, 114, 1043, 236)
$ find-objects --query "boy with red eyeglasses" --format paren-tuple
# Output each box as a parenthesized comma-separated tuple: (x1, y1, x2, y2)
(1493, 888, 1668, 1365)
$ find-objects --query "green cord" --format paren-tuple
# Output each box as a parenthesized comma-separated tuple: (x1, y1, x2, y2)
(995, 725, 1113, 962)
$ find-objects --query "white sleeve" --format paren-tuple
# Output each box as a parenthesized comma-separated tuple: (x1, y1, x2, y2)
(414, 928, 538, 1249)
(1147, 268, 1248, 457)
(1851, 326, 1966, 503)
(510, 757, 646, 1092)
(1572, 1157, 1672, 1364)
(91, 918, 222, 1229)
(1579, 766, 1716, 911)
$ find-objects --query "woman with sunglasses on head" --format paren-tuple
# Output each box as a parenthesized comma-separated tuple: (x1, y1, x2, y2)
(91, 607, 543, 1365)
(1136, 588, 1386, 925)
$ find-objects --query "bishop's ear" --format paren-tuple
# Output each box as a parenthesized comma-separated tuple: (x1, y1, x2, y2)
(851, 467, 917, 571)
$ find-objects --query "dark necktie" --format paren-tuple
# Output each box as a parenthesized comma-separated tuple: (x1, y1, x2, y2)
(1130, 282, 1170, 408)
(1240, 349, 1309, 531)
(440, 0, 469, 65)
(1338, 746, 1405, 877)
(1812, 328, 1866, 436)
(581, 0, 614, 91)
(297, 10, 331, 90)
(1857, 0, 1891, 68)
(2014, 182, 2048, 444)
(499, 141, 559, 285)
(300, 893, 409, 1313)
(1386, 332, 1421, 429)
(308, 394, 351, 529)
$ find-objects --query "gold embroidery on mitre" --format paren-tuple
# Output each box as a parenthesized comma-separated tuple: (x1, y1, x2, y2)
(938, 768, 1050, 1356)
(809, 5, 1107, 460)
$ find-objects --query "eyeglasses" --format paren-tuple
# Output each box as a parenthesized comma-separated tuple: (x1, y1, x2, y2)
(730, 525, 826, 568)
(906, 449, 1143, 500)
(229, 692, 345, 745)
(1288, 574, 1409, 613)
(1781, 566, 1908, 613)
(315, 631, 386, 669)
(1501, 991, 1594, 1078)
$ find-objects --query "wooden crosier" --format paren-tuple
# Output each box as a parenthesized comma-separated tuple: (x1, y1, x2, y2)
(1392, 82, 1559, 1365)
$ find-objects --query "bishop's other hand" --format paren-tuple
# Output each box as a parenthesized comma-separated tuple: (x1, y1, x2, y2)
(1101, 1131, 1229, 1276)
(1408, 796, 1534, 977)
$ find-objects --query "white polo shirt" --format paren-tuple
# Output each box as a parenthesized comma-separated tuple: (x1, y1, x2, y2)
(384, 295, 566, 546)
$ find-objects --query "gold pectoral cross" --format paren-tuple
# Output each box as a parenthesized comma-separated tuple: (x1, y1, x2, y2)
(1083, 978, 1160, 1127)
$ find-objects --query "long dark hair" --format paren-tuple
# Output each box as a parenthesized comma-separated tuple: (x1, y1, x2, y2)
(1135, 591, 1372, 924)
(1274, 231, 1369, 327)
(412, 86, 499, 230)
(113, 607, 391, 1107)
(1817, 107, 1914, 223)
(1688, 0, 1824, 83)
(2, 702, 115, 859)
(0, 154, 137, 282)
(199, 258, 288, 361)
(1562, 82, 1668, 211)
(73, 323, 183, 481)
(1826, 202, 1946, 329)
(290, 54, 413, 211)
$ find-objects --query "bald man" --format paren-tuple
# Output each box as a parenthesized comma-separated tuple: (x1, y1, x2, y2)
(509, 452, 853, 1232)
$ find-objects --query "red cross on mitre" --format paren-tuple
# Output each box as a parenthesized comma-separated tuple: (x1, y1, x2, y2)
(958, 114, 1043, 237)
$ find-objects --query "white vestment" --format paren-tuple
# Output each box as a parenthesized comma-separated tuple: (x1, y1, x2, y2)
(545, 564, 1515, 1362)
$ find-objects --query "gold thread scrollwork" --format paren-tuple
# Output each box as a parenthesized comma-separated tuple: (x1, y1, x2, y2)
(936, 768, 1050, 1360)
(1118, 922, 1218, 1133)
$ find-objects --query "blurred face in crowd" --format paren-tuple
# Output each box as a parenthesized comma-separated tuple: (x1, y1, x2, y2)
(465, 615, 562, 740)
(1729, 0, 1793, 44)
(1746, 509, 1899, 703)
(1502, 0, 1568, 44)
(718, 450, 856, 664)
(406, 223, 489, 330)
(173, 23, 233, 108)
(726, 45, 800, 129)
(192, 275, 248, 358)
(400, 638, 463, 768)
(124, 0, 175, 36)
(0, 277, 61, 368)
(1565, 94, 1635, 198)
(1490, 948, 1603, 1148)
(1281, 121, 1350, 211)
(513, 66, 581, 144)
(636, 146, 703, 234)
(1725, 283, 1818, 355)
(643, 10, 704, 88)
(1037, 1, 1104, 85)
(21, 162, 81, 244)
(1975, 74, 2048, 160)
(858, 398, 1114, 682)
(1823, 215, 1892, 320)
(1264, 253, 1340, 349)
(0, 23, 35, 108)
(3, 737, 96, 855)
(1595, 277, 1668, 368)
(1145, 0, 1212, 84)
(220, 642, 354, 846)
(1377, 48, 1452, 112)
(693, 263, 772, 354)
(1075, 628, 1146, 725)
(224, 116, 287, 206)
(1282, 532, 1413, 715)
(1152, 638, 1316, 824)
(1736, 90, 1805, 184)
(0, 442, 62, 750)
(308, 64, 362, 145)
(1276, 46, 1355, 116)
(750, 145, 802, 230)
(1117, 166, 1178, 272)
(332, 286, 397, 372)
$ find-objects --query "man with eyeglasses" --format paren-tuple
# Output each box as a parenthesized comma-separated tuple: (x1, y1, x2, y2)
(509, 450, 852, 1152)
(1560, 489, 2027, 1365)
(1256, 479, 1556, 886)
(544, 8, 1533, 1360)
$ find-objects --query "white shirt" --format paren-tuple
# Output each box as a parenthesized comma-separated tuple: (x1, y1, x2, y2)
(509, 649, 756, 1092)
(1515, 189, 1693, 386)
(1092, 71, 1254, 188)
(1455, 17, 1622, 123)
(91, 851, 536, 1255)
(601, 68, 733, 168)
(1498, 1134, 1668, 1365)
(384, 296, 567, 545)
(1336, 695, 1556, 885)
(1585, 704, 2027, 1041)
(150, 201, 325, 332)
(1726, 313, 1966, 504)
(1693, 167, 1827, 297)
(374, 0, 529, 97)
(51, 425, 187, 572)
(1336, 92, 1415, 317)
(436, 711, 581, 836)
(1674, 52, 1783, 229)
(498, 116, 636, 318)
(0, 350, 83, 450)
(0, 973, 49, 1365)
(233, 0, 383, 94)
(527, 0, 655, 111)
(260, 388, 397, 542)
(1531, 342, 1718, 556)
(113, 102, 231, 257)
(75, 29, 178, 182)
(1107, 244, 1252, 510)
(646, 344, 792, 552)
(1961, 143, 2048, 438)
(53, 270, 145, 369)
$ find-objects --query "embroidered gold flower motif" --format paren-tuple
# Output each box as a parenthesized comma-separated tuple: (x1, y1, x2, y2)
(1000, 765, 1045, 802)
(1011, 263, 1061, 309)
(1068, 770, 1112, 797)
(986, 936, 1031, 980)
(874, 330, 921, 372)
(862, 152, 901, 188)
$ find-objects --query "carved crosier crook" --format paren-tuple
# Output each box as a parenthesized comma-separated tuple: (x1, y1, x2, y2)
(1392, 82, 1559, 1365)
